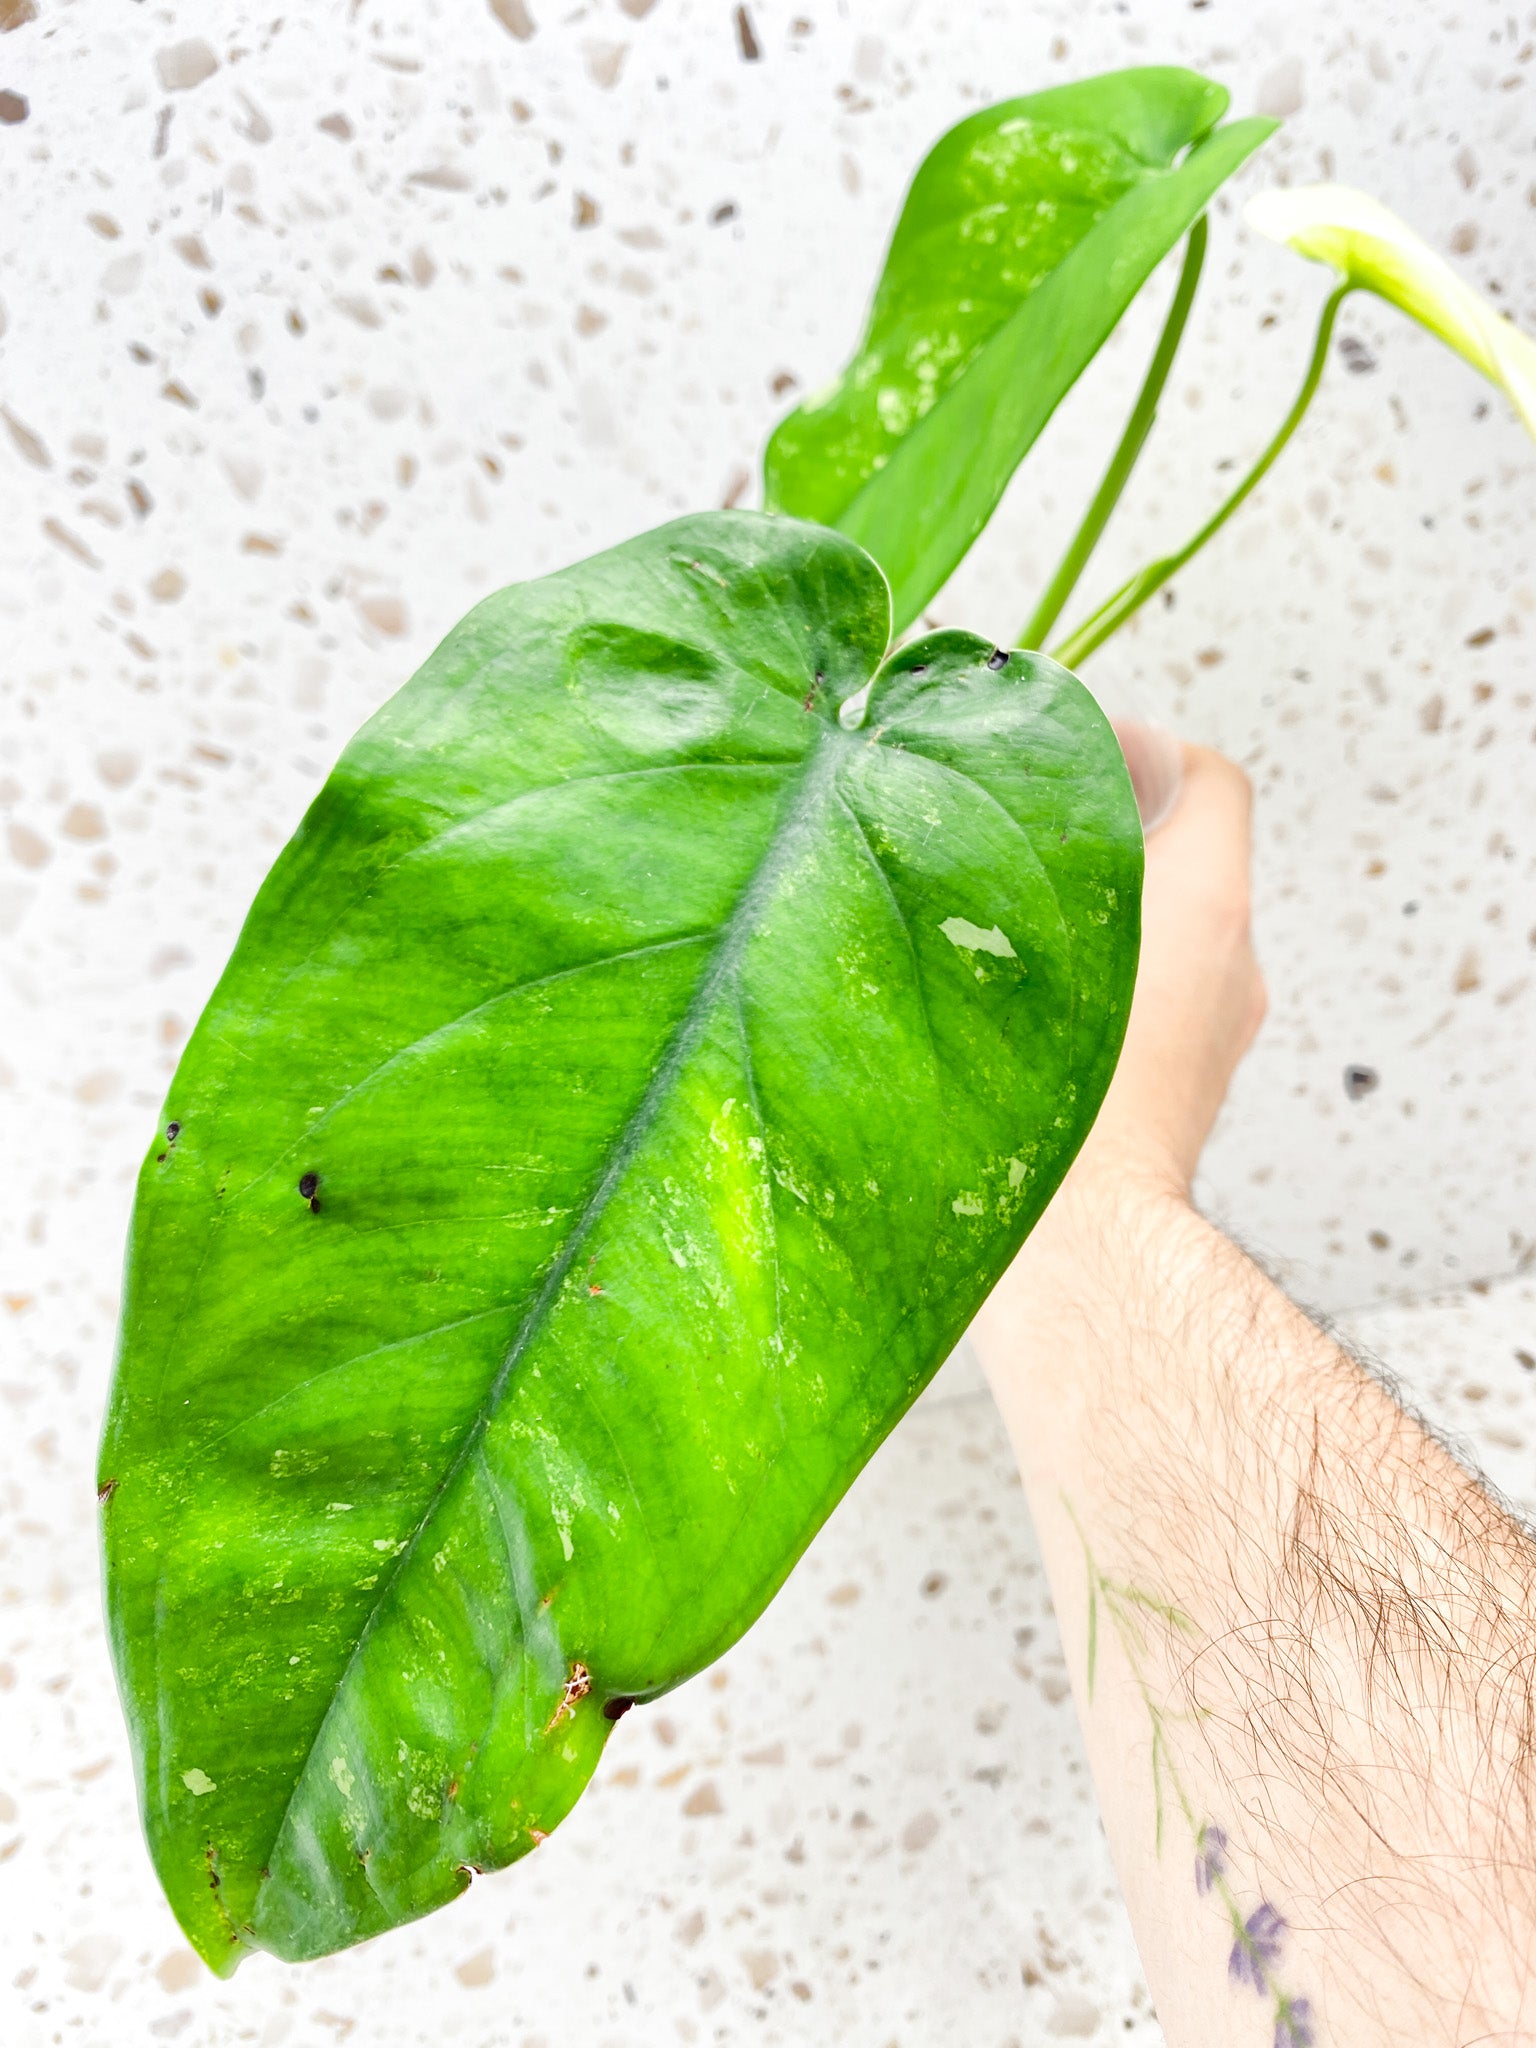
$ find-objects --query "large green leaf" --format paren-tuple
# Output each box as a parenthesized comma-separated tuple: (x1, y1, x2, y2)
(764, 69, 1275, 631)
(100, 511, 1140, 1971)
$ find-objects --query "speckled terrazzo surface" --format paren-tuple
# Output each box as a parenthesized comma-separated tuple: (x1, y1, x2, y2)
(2, 1, 1535, 2043)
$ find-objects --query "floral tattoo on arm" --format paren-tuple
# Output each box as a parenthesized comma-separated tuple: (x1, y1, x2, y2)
(1071, 1506, 1316, 2047)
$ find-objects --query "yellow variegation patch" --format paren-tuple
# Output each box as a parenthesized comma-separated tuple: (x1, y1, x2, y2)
(1246, 183, 1536, 441)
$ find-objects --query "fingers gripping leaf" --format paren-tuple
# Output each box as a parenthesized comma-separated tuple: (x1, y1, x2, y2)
(100, 513, 1141, 1970)
(764, 68, 1275, 630)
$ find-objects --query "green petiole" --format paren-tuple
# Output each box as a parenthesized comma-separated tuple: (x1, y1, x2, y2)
(1051, 281, 1353, 669)
(1021, 217, 1209, 652)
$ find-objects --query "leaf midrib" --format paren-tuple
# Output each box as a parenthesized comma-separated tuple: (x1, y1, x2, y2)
(221, 926, 726, 1218)
(218, 761, 798, 1212)
(250, 715, 853, 1918)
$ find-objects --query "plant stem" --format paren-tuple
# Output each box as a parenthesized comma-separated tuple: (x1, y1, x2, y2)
(1050, 282, 1353, 670)
(1021, 218, 1209, 651)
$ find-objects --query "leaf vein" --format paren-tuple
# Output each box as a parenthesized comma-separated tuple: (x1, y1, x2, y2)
(253, 729, 843, 1898)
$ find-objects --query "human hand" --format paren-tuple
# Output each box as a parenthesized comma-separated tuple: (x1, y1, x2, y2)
(1070, 736, 1266, 1209)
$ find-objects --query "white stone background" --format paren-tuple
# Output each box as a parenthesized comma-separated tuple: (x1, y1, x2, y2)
(2, 0, 1536, 2043)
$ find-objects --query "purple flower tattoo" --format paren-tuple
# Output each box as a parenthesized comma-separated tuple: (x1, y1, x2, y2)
(1193, 1822, 1228, 1895)
(1228, 1900, 1287, 1992)
(1071, 1536, 1316, 2039)
(1274, 1996, 1315, 2047)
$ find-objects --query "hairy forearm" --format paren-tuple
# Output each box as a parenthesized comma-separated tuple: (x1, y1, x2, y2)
(975, 1184, 1536, 2045)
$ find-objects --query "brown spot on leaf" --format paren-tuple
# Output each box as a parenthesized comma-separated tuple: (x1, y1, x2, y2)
(544, 1660, 591, 1734)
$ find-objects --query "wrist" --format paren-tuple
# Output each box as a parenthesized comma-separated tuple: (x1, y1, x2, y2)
(1012, 1153, 1202, 1287)
(973, 1171, 1225, 1453)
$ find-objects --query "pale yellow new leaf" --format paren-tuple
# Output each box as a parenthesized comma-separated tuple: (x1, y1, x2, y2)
(1246, 183, 1536, 442)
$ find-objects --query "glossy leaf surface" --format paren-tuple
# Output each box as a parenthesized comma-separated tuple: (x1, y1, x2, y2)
(764, 68, 1274, 631)
(1246, 183, 1536, 443)
(101, 512, 1141, 1972)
